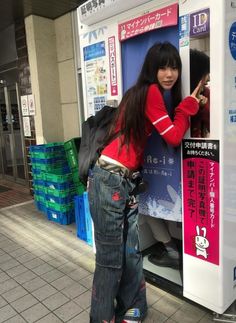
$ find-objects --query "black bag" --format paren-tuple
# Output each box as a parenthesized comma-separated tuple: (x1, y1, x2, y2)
(78, 105, 117, 186)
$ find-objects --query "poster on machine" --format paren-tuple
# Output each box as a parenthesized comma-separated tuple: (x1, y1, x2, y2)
(182, 139, 220, 265)
(83, 41, 108, 116)
(138, 88, 181, 222)
(139, 131, 182, 222)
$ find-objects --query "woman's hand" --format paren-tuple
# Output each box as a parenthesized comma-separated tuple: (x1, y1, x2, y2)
(199, 94, 208, 106)
(190, 81, 204, 103)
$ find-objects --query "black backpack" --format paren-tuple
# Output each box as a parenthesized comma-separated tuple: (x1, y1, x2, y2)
(78, 105, 117, 186)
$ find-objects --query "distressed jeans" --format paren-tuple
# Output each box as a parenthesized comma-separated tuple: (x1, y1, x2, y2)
(88, 165, 147, 323)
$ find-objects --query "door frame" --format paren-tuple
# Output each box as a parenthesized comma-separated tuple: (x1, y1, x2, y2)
(0, 83, 27, 185)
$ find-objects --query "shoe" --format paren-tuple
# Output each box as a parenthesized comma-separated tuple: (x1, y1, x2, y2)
(148, 250, 180, 269)
(121, 308, 142, 322)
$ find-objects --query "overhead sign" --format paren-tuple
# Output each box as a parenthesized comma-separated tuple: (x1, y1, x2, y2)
(118, 3, 178, 42)
(190, 8, 210, 37)
(78, 0, 151, 26)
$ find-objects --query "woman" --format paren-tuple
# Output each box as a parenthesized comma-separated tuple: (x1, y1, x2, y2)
(145, 51, 210, 269)
(190, 48, 210, 138)
(88, 42, 201, 323)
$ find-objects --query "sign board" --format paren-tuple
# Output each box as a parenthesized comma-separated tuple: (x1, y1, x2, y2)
(20, 95, 29, 116)
(118, 3, 178, 41)
(182, 139, 220, 265)
(23, 116, 31, 137)
(28, 94, 36, 116)
(190, 8, 210, 37)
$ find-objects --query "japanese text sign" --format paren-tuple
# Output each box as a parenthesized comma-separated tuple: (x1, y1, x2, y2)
(118, 3, 178, 42)
(108, 36, 118, 96)
(20, 95, 29, 116)
(80, 0, 106, 17)
(182, 139, 219, 265)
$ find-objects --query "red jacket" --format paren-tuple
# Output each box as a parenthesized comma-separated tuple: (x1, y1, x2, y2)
(102, 84, 199, 170)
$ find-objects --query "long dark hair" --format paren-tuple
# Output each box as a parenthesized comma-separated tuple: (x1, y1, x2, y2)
(107, 42, 182, 149)
(190, 49, 210, 92)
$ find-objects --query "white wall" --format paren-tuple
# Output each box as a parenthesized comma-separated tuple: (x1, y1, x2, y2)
(55, 13, 81, 141)
(25, 15, 64, 144)
(25, 12, 81, 144)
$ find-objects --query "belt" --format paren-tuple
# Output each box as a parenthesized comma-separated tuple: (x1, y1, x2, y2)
(96, 157, 140, 179)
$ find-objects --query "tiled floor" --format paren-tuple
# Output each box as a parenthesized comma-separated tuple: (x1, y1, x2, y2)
(0, 201, 216, 323)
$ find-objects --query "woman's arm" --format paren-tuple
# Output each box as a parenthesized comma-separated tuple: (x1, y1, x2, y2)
(146, 84, 199, 146)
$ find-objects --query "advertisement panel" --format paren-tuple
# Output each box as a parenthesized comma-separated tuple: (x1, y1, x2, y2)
(182, 139, 220, 265)
(83, 41, 107, 115)
(139, 131, 182, 222)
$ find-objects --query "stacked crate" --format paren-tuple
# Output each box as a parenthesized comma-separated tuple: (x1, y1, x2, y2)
(30, 142, 76, 225)
(64, 137, 85, 195)
(64, 138, 94, 246)
(74, 192, 93, 246)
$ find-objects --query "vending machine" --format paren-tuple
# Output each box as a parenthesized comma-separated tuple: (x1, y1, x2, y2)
(77, 0, 236, 315)
(180, 0, 236, 315)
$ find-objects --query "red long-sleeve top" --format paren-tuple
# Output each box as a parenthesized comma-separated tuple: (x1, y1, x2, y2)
(102, 84, 199, 170)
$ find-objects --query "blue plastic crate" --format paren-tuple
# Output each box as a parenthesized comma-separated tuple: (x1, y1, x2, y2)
(30, 157, 65, 165)
(47, 208, 75, 225)
(31, 163, 69, 174)
(45, 193, 73, 205)
(29, 143, 64, 153)
(32, 168, 41, 175)
(34, 189, 45, 197)
(45, 187, 76, 198)
(61, 165, 70, 174)
(33, 179, 45, 186)
(74, 192, 93, 246)
(45, 180, 73, 190)
(35, 201, 47, 213)
(75, 196, 86, 241)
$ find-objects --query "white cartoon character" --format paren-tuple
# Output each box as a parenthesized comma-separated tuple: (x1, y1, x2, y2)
(195, 226, 209, 259)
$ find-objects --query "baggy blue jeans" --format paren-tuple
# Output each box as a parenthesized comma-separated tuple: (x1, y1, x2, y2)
(88, 165, 147, 323)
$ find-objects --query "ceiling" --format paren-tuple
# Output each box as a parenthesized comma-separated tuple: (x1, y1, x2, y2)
(0, 0, 87, 32)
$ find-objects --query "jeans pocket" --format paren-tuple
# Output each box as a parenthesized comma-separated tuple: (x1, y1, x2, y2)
(102, 171, 124, 189)
(95, 231, 123, 269)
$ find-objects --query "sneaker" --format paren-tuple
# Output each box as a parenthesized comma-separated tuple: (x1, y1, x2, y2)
(148, 250, 180, 269)
(122, 308, 141, 322)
